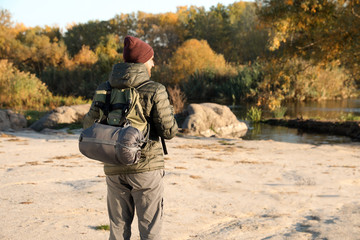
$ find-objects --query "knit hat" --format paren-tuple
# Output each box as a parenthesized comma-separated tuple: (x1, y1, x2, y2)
(123, 36, 154, 63)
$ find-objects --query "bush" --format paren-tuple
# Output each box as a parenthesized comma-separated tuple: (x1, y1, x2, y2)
(0, 60, 50, 110)
(0, 60, 87, 111)
(181, 63, 262, 104)
(246, 106, 262, 122)
(167, 85, 187, 114)
(271, 106, 287, 118)
(257, 58, 357, 110)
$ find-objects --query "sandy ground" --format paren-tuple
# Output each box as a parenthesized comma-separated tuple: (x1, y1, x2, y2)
(0, 129, 360, 240)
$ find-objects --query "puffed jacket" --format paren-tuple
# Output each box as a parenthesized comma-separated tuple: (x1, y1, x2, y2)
(83, 62, 178, 174)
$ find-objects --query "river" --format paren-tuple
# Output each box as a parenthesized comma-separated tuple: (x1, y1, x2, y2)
(230, 98, 360, 145)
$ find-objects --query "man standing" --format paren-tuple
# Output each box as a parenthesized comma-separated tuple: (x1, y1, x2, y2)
(83, 36, 178, 240)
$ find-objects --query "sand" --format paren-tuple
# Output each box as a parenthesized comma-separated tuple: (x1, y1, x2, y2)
(0, 129, 359, 240)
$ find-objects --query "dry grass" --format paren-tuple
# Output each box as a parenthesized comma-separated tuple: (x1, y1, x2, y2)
(190, 175, 202, 179)
(329, 165, 357, 168)
(174, 166, 187, 170)
(51, 154, 83, 160)
(167, 85, 187, 114)
(19, 161, 42, 167)
(6, 138, 27, 142)
(234, 160, 273, 165)
(0, 133, 15, 138)
(175, 143, 240, 153)
(207, 157, 224, 162)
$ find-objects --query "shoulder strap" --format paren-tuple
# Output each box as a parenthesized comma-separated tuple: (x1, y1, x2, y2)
(103, 81, 112, 117)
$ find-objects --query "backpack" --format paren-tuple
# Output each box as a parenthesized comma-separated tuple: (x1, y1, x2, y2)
(78, 81, 150, 165)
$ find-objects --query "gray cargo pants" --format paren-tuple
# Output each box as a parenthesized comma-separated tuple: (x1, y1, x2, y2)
(106, 169, 164, 240)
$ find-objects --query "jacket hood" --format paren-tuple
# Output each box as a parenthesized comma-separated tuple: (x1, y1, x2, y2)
(109, 62, 150, 89)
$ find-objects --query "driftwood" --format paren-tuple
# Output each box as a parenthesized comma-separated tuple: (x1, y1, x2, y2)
(263, 118, 360, 141)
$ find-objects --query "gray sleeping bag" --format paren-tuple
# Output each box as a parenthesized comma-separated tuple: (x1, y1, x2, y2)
(79, 123, 145, 165)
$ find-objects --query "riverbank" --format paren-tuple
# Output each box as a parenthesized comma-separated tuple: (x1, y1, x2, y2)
(263, 118, 360, 141)
(1, 129, 360, 239)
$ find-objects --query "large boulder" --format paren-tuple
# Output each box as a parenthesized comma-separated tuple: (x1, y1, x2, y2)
(0, 110, 27, 131)
(30, 104, 91, 131)
(182, 103, 248, 137)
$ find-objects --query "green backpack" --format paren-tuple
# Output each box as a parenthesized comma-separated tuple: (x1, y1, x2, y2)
(94, 81, 149, 134)
(79, 81, 151, 166)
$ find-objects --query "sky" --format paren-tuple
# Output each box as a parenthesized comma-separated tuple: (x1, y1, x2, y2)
(0, 0, 252, 31)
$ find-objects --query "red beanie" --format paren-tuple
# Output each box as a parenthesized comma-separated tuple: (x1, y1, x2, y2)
(123, 36, 154, 63)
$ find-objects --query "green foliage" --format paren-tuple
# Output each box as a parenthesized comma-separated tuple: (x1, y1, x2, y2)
(95, 225, 110, 231)
(23, 110, 49, 126)
(339, 113, 360, 122)
(0, 60, 51, 110)
(181, 63, 262, 104)
(271, 106, 287, 118)
(178, 2, 268, 63)
(64, 20, 113, 56)
(0, 60, 87, 111)
(246, 106, 262, 122)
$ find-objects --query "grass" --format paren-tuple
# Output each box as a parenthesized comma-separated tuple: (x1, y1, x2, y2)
(95, 225, 110, 231)
(339, 113, 360, 121)
(271, 106, 287, 118)
(23, 110, 49, 126)
(218, 140, 235, 145)
(52, 122, 83, 130)
(246, 106, 262, 122)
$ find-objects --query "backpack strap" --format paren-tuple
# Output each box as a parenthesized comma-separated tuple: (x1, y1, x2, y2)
(135, 80, 168, 155)
(103, 81, 112, 117)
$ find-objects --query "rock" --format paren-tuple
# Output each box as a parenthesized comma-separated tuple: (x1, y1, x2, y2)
(0, 110, 27, 131)
(30, 104, 91, 131)
(182, 103, 248, 137)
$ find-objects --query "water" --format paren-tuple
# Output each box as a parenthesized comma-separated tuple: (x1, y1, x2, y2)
(231, 98, 360, 144)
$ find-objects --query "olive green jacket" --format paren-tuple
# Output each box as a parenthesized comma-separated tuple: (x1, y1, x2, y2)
(83, 63, 178, 175)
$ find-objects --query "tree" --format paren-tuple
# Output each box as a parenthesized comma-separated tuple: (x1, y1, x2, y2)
(169, 39, 234, 84)
(256, 0, 360, 84)
(14, 28, 68, 75)
(64, 20, 112, 56)
(177, 2, 268, 64)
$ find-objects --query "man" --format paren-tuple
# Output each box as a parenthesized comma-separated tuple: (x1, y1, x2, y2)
(83, 36, 178, 240)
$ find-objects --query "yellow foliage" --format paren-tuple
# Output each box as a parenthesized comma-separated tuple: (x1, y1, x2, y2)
(169, 39, 236, 84)
(73, 45, 98, 67)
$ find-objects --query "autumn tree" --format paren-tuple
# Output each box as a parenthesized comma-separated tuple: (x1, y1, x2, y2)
(256, 0, 360, 83)
(169, 39, 235, 84)
(73, 45, 98, 67)
(14, 27, 68, 75)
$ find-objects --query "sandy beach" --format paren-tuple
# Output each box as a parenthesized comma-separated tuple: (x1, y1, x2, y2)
(1, 129, 360, 240)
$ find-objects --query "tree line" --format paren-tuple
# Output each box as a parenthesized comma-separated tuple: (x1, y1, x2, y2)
(0, 1, 359, 112)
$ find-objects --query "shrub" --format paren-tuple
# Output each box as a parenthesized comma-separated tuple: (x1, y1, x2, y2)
(271, 106, 287, 118)
(257, 58, 357, 110)
(0, 60, 51, 110)
(246, 106, 262, 122)
(181, 63, 262, 104)
(0, 60, 87, 111)
(167, 85, 187, 114)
